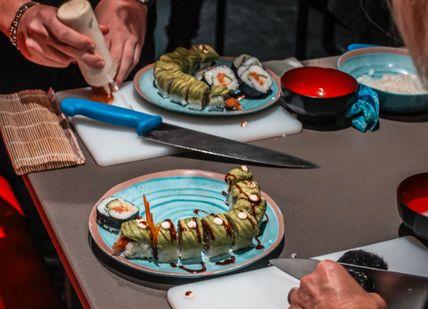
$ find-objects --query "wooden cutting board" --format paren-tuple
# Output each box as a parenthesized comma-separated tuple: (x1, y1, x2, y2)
(167, 236, 428, 309)
(56, 82, 301, 167)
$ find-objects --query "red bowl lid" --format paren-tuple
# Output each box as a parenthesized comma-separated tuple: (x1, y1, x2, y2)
(281, 66, 358, 99)
(397, 173, 428, 215)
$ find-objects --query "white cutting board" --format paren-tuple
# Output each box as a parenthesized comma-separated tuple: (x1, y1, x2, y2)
(56, 82, 301, 167)
(167, 236, 428, 309)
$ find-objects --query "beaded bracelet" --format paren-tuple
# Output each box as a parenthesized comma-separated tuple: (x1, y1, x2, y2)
(9, 1, 40, 49)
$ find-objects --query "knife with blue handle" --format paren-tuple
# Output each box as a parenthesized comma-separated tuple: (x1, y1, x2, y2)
(60, 98, 318, 168)
(270, 258, 428, 308)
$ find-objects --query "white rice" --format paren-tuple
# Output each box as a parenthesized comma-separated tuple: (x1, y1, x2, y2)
(357, 73, 428, 94)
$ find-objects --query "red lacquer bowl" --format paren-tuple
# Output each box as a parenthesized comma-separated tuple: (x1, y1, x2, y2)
(281, 66, 358, 120)
(397, 173, 428, 240)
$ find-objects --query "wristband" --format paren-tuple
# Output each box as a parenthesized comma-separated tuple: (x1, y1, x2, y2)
(9, 1, 40, 49)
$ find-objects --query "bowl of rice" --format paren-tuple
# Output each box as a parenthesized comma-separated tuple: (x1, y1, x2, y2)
(338, 47, 428, 114)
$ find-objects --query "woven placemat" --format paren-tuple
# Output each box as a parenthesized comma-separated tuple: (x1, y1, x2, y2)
(0, 89, 85, 175)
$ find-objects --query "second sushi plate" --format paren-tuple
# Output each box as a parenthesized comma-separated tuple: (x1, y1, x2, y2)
(89, 169, 285, 278)
(133, 60, 282, 116)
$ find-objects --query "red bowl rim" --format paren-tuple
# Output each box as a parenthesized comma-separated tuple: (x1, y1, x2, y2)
(281, 66, 358, 99)
(397, 172, 428, 215)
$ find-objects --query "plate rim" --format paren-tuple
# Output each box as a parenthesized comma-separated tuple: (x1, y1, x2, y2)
(132, 61, 282, 117)
(88, 169, 285, 278)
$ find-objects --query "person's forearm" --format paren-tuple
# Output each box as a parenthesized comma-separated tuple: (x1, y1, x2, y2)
(0, 0, 29, 36)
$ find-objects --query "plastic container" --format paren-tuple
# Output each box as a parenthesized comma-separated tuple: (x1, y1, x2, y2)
(57, 0, 116, 95)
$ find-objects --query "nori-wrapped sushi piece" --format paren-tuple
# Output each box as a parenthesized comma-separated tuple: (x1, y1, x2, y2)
(156, 219, 179, 263)
(178, 217, 204, 260)
(232, 54, 252, 71)
(96, 198, 139, 233)
(203, 65, 239, 91)
(233, 197, 267, 225)
(226, 208, 259, 250)
(238, 65, 273, 99)
(338, 250, 388, 270)
(119, 218, 153, 259)
(202, 213, 233, 258)
(337, 250, 389, 292)
(225, 165, 253, 188)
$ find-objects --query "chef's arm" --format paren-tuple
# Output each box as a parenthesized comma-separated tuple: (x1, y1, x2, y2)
(0, 1, 105, 69)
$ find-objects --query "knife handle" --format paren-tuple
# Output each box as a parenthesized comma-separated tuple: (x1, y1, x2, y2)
(60, 98, 163, 135)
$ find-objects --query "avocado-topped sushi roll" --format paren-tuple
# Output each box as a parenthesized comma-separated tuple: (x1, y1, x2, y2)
(225, 165, 253, 188)
(155, 69, 182, 96)
(156, 219, 179, 263)
(187, 80, 209, 110)
(202, 213, 233, 258)
(226, 208, 259, 250)
(169, 74, 195, 105)
(203, 65, 239, 91)
(96, 198, 139, 233)
(178, 217, 203, 260)
(228, 179, 261, 205)
(119, 218, 153, 259)
(233, 196, 267, 225)
(153, 61, 181, 77)
(238, 65, 273, 99)
(190, 44, 219, 62)
(207, 85, 230, 111)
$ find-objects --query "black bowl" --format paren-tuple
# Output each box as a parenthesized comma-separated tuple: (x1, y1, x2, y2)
(281, 67, 358, 123)
(397, 173, 428, 240)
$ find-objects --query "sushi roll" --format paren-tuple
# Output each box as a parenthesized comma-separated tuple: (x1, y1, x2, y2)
(206, 85, 230, 111)
(228, 179, 261, 205)
(189, 44, 219, 70)
(154, 69, 182, 97)
(169, 74, 195, 105)
(232, 54, 252, 71)
(156, 219, 179, 263)
(96, 197, 139, 233)
(153, 61, 181, 77)
(238, 65, 273, 99)
(201, 213, 233, 258)
(233, 197, 267, 225)
(186, 80, 209, 110)
(225, 165, 253, 188)
(226, 208, 259, 250)
(119, 218, 153, 259)
(203, 65, 239, 91)
(237, 57, 263, 75)
(178, 217, 203, 260)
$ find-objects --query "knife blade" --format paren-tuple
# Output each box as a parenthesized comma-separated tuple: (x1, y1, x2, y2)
(60, 98, 318, 168)
(270, 258, 428, 308)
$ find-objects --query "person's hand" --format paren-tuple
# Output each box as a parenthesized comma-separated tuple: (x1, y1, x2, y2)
(16, 4, 106, 69)
(95, 0, 148, 85)
(288, 260, 387, 309)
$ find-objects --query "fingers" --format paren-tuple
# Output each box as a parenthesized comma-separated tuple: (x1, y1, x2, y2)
(25, 38, 71, 68)
(115, 39, 137, 85)
(49, 18, 95, 52)
(369, 293, 387, 309)
(288, 287, 305, 308)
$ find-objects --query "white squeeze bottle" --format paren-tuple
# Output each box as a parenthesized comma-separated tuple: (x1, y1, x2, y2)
(57, 0, 117, 97)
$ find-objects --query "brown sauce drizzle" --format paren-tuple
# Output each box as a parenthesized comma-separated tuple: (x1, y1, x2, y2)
(179, 262, 206, 274)
(193, 208, 209, 216)
(170, 262, 177, 268)
(193, 217, 202, 244)
(264, 213, 269, 223)
(215, 255, 236, 265)
(185, 291, 193, 297)
(167, 219, 177, 241)
(255, 236, 264, 250)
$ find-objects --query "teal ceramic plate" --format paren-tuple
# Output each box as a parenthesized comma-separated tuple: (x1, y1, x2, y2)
(133, 60, 282, 116)
(89, 169, 285, 278)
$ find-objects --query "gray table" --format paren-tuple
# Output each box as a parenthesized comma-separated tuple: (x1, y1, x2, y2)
(25, 57, 428, 308)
